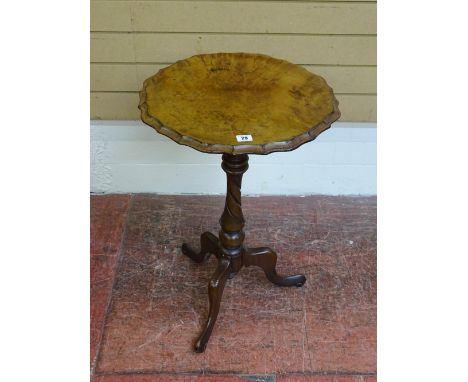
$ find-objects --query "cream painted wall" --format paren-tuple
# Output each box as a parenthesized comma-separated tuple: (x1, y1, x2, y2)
(90, 0, 377, 122)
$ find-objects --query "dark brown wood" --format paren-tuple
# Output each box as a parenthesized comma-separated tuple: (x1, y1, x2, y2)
(219, 154, 248, 278)
(243, 247, 306, 287)
(182, 231, 220, 263)
(194, 258, 230, 353)
(181, 153, 306, 352)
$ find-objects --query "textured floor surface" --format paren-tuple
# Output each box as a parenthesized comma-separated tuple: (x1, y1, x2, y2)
(91, 194, 376, 381)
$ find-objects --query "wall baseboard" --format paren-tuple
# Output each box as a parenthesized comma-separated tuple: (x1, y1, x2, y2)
(91, 121, 376, 195)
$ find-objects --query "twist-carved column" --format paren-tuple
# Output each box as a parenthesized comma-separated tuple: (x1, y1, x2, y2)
(181, 152, 306, 352)
(218, 154, 249, 276)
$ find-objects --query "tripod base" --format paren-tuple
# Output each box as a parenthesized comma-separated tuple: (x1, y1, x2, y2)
(182, 232, 306, 353)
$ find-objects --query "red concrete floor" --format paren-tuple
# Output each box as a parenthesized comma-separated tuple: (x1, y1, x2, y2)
(91, 194, 376, 381)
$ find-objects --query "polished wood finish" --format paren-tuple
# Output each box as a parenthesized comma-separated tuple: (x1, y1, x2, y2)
(244, 247, 306, 287)
(194, 258, 230, 353)
(139, 53, 340, 154)
(181, 231, 219, 263)
(182, 154, 306, 352)
(139, 53, 339, 353)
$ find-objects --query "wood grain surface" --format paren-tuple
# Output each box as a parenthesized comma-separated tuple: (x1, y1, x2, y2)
(139, 53, 340, 154)
(90, 0, 376, 122)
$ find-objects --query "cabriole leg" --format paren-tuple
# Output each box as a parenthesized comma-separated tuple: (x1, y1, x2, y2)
(194, 258, 231, 352)
(243, 246, 306, 287)
(182, 231, 220, 263)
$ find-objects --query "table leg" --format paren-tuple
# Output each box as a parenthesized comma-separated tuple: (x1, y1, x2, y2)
(194, 257, 231, 353)
(181, 153, 306, 352)
(182, 231, 220, 263)
(243, 246, 306, 287)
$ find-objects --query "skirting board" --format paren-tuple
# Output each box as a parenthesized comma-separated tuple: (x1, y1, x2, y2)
(91, 121, 376, 195)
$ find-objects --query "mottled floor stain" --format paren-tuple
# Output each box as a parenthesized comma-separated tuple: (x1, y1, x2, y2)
(91, 194, 376, 381)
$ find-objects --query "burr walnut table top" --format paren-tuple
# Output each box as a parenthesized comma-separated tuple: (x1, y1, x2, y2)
(139, 53, 340, 155)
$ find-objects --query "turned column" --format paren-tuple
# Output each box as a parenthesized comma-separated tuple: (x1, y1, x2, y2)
(181, 152, 306, 352)
(218, 154, 249, 277)
(141, 52, 340, 353)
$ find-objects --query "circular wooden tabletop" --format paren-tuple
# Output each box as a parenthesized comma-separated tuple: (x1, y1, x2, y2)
(139, 53, 340, 155)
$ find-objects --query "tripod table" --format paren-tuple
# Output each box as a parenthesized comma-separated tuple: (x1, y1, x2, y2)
(138, 52, 341, 352)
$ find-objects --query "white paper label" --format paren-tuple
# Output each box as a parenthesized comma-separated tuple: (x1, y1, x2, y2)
(236, 134, 253, 142)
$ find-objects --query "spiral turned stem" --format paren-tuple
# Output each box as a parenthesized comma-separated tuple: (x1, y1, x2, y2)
(218, 154, 249, 274)
(181, 152, 307, 353)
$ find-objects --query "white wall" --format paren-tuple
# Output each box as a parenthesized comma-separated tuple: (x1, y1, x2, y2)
(91, 121, 376, 195)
